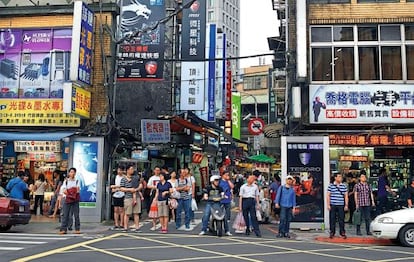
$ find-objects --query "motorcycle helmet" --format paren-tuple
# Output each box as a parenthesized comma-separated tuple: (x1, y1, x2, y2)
(210, 175, 221, 182)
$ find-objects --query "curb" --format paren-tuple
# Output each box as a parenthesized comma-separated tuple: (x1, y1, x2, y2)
(315, 236, 394, 245)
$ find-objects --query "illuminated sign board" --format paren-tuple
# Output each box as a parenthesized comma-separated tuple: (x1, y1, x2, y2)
(310, 84, 414, 124)
(70, 1, 94, 86)
(63, 82, 91, 119)
(329, 134, 414, 146)
(0, 99, 80, 127)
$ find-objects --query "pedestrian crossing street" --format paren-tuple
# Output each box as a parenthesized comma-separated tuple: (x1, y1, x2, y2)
(0, 233, 74, 252)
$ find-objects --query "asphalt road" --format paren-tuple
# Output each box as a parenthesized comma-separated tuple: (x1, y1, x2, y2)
(2, 230, 414, 262)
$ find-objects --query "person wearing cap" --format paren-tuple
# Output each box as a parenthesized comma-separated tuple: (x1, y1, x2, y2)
(199, 174, 224, 235)
(407, 177, 414, 208)
(275, 175, 296, 238)
(327, 173, 349, 239)
(220, 169, 234, 236)
(239, 174, 262, 237)
(6, 171, 29, 200)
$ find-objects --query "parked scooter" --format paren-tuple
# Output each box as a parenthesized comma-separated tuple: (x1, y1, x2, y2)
(208, 202, 226, 237)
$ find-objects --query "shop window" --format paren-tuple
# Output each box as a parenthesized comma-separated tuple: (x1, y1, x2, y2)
(311, 27, 332, 42)
(381, 46, 402, 80)
(380, 25, 401, 41)
(359, 46, 379, 80)
(312, 47, 332, 81)
(406, 46, 414, 80)
(334, 47, 355, 81)
(333, 26, 354, 41)
(358, 26, 377, 41)
(405, 25, 414, 40)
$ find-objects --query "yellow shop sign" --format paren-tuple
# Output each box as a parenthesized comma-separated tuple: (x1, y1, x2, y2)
(0, 99, 81, 127)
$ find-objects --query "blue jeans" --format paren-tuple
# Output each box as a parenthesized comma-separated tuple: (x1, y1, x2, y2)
(201, 202, 213, 231)
(222, 202, 231, 233)
(242, 198, 260, 234)
(279, 206, 293, 235)
(60, 199, 80, 232)
(176, 198, 191, 228)
(329, 205, 345, 235)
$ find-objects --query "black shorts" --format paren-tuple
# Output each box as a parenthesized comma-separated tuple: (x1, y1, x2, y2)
(113, 197, 125, 207)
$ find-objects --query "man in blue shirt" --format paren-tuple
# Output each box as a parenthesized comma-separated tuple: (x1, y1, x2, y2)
(275, 175, 296, 238)
(327, 173, 349, 239)
(6, 171, 29, 200)
(219, 169, 234, 236)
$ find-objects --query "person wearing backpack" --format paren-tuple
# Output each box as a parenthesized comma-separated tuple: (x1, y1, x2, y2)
(59, 168, 81, 235)
(175, 168, 191, 231)
(275, 175, 296, 238)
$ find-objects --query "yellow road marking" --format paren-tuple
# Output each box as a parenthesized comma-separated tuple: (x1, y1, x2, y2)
(11, 233, 123, 262)
(83, 244, 143, 262)
(126, 233, 263, 262)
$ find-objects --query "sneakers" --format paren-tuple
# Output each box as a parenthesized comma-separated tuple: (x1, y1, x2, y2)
(184, 226, 192, 231)
(58, 231, 66, 235)
(225, 231, 232, 236)
(284, 233, 291, 239)
(367, 231, 373, 235)
(199, 231, 206, 235)
(276, 233, 284, 238)
(150, 226, 156, 231)
(341, 234, 347, 239)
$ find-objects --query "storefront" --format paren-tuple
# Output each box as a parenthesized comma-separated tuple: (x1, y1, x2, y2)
(329, 134, 414, 194)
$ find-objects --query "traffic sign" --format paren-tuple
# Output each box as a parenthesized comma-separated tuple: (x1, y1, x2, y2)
(248, 118, 265, 135)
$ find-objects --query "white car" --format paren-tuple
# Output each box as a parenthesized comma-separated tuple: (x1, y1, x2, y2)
(370, 208, 414, 247)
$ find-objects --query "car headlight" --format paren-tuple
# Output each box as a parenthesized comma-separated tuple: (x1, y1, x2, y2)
(378, 217, 393, 223)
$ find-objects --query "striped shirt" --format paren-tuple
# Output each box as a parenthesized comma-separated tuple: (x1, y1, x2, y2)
(355, 182, 372, 207)
(328, 183, 347, 206)
(177, 178, 190, 200)
(120, 176, 134, 199)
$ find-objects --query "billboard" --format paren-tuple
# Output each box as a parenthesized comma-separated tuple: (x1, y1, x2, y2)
(70, 1, 94, 86)
(141, 119, 170, 143)
(0, 28, 72, 99)
(232, 94, 241, 140)
(281, 136, 330, 229)
(206, 24, 216, 122)
(310, 84, 414, 124)
(63, 82, 91, 119)
(117, 0, 165, 80)
(181, 0, 206, 60)
(180, 62, 205, 110)
(0, 99, 80, 127)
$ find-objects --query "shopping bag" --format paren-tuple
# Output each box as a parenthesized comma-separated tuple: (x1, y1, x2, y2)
(353, 208, 362, 225)
(191, 198, 198, 211)
(256, 209, 263, 222)
(232, 212, 246, 233)
(148, 201, 159, 218)
(169, 198, 178, 209)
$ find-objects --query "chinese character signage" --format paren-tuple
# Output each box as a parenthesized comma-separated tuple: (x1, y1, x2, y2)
(14, 141, 61, 153)
(180, 62, 205, 110)
(0, 99, 80, 127)
(225, 60, 232, 120)
(181, 0, 206, 60)
(0, 28, 72, 99)
(141, 119, 170, 143)
(206, 24, 216, 122)
(117, 0, 165, 80)
(329, 134, 414, 146)
(310, 84, 414, 124)
(70, 1, 94, 86)
(63, 82, 91, 119)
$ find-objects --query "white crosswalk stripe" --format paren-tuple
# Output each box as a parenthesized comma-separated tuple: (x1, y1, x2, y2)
(0, 233, 70, 252)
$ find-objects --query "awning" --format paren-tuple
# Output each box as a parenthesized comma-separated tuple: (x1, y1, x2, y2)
(0, 131, 76, 141)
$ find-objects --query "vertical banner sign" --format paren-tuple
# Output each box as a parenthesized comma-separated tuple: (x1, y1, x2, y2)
(117, 0, 165, 80)
(282, 136, 330, 228)
(232, 94, 241, 140)
(180, 0, 206, 110)
(268, 68, 276, 123)
(207, 24, 216, 122)
(70, 1, 94, 86)
(225, 60, 232, 120)
(214, 32, 224, 118)
(73, 141, 98, 207)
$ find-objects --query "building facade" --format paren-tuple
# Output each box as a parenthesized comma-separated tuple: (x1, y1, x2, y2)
(285, 0, 414, 192)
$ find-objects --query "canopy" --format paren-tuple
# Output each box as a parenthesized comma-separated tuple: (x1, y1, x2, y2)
(248, 154, 276, 163)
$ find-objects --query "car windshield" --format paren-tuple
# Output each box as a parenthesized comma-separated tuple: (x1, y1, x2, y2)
(0, 186, 9, 197)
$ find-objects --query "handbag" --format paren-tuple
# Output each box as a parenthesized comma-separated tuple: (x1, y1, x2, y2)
(148, 200, 159, 218)
(232, 212, 246, 233)
(65, 180, 80, 204)
(169, 198, 178, 209)
(353, 208, 362, 225)
(256, 209, 263, 222)
(171, 189, 181, 199)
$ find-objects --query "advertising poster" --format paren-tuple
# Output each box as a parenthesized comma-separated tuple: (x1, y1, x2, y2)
(310, 84, 414, 124)
(0, 28, 72, 99)
(231, 94, 241, 139)
(282, 136, 330, 228)
(73, 141, 98, 207)
(141, 119, 170, 143)
(117, 0, 165, 80)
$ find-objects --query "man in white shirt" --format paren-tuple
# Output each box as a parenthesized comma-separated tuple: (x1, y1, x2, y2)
(239, 174, 261, 237)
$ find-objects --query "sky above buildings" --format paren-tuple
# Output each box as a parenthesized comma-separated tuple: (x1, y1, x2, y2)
(240, 1, 279, 69)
